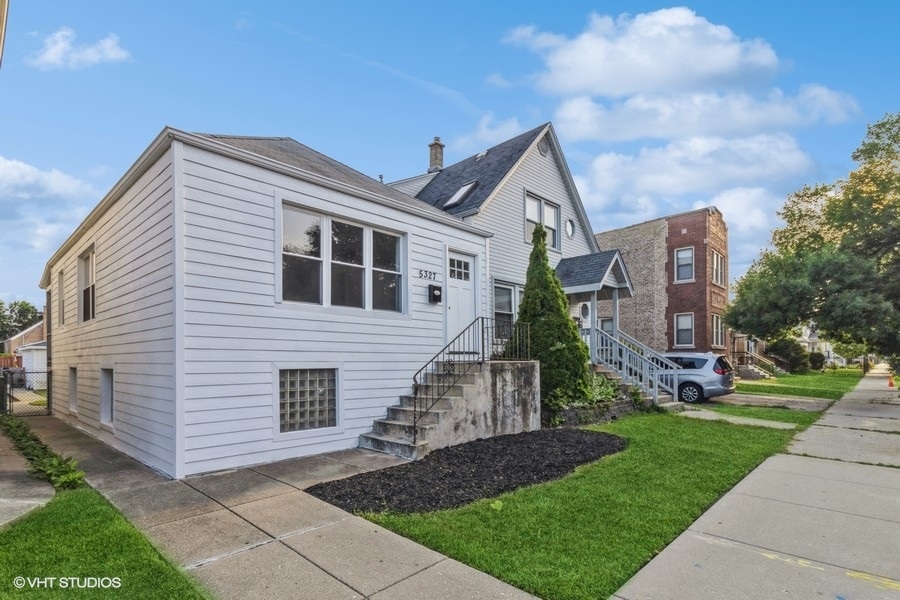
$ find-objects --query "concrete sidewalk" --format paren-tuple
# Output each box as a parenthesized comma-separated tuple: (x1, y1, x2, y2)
(7, 417, 536, 600)
(614, 364, 900, 600)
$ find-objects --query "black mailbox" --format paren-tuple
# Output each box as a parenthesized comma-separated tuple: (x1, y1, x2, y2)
(428, 284, 442, 303)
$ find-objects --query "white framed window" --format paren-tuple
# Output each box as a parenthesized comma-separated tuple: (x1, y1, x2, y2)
(674, 313, 694, 347)
(599, 318, 615, 334)
(493, 283, 525, 324)
(494, 286, 514, 324)
(712, 250, 726, 287)
(100, 368, 114, 426)
(674, 247, 694, 282)
(525, 195, 560, 250)
(282, 204, 403, 312)
(279, 368, 337, 433)
(57, 270, 65, 326)
(79, 247, 96, 322)
(712, 314, 725, 348)
(68, 367, 77, 413)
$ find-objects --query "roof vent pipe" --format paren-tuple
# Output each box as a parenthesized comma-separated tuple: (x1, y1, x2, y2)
(428, 136, 444, 173)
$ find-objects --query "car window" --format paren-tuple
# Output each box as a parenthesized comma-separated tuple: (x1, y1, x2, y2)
(715, 357, 734, 372)
(669, 357, 708, 369)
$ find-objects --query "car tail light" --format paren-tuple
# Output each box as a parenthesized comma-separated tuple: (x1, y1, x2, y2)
(714, 366, 726, 375)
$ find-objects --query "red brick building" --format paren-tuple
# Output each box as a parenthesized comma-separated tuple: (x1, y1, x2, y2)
(595, 207, 730, 354)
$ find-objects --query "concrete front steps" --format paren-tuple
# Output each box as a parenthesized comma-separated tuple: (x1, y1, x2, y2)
(358, 369, 479, 460)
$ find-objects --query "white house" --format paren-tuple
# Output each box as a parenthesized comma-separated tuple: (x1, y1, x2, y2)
(41, 128, 493, 478)
(15, 340, 47, 390)
(41, 123, 637, 479)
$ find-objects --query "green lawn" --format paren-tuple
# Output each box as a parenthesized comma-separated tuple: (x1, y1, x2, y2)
(0, 488, 211, 599)
(702, 403, 824, 428)
(369, 412, 802, 599)
(736, 368, 863, 400)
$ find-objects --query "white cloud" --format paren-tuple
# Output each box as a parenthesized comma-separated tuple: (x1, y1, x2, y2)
(581, 134, 813, 205)
(454, 115, 524, 153)
(555, 87, 859, 142)
(708, 187, 779, 236)
(0, 156, 96, 201)
(508, 8, 778, 97)
(0, 156, 95, 253)
(26, 27, 130, 70)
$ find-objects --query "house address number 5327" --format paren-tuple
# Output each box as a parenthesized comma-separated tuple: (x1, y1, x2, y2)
(417, 270, 437, 280)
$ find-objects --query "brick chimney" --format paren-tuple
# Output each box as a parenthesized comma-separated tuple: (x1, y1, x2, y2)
(428, 136, 444, 173)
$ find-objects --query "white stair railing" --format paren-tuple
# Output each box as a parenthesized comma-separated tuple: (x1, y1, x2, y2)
(582, 328, 678, 404)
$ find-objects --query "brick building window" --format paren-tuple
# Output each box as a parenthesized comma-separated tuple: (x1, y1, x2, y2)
(674, 247, 694, 282)
(712, 250, 726, 286)
(712, 314, 725, 348)
(674, 313, 694, 347)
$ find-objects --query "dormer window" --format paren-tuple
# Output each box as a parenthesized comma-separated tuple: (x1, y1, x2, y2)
(443, 181, 477, 209)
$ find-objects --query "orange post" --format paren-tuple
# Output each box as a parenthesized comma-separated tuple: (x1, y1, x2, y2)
(889, 374, 895, 388)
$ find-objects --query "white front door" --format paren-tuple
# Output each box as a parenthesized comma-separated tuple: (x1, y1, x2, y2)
(446, 252, 476, 340)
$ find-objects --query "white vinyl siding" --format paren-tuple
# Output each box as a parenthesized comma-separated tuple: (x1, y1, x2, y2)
(179, 145, 489, 476)
(472, 138, 594, 287)
(47, 149, 178, 476)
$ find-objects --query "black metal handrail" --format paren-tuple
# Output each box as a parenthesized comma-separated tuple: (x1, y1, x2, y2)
(411, 317, 530, 443)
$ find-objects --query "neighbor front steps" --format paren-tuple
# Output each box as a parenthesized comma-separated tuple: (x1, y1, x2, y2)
(593, 364, 683, 412)
(358, 370, 479, 460)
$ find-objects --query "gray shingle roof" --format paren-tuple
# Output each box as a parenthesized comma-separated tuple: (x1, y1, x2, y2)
(196, 134, 432, 211)
(414, 123, 549, 216)
(556, 250, 618, 288)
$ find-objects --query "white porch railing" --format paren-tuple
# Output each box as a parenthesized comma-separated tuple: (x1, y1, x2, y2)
(582, 328, 679, 404)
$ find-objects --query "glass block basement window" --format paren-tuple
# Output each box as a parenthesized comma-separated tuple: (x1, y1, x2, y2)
(279, 369, 337, 432)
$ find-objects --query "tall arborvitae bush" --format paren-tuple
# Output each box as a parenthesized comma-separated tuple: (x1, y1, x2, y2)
(517, 223, 591, 405)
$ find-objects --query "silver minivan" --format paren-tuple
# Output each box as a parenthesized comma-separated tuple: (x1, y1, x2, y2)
(662, 352, 736, 403)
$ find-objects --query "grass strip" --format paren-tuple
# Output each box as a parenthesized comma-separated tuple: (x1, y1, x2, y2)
(0, 487, 211, 599)
(702, 403, 824, 428)
(369, 413, 797, 599)
(736, 369, 863, 400)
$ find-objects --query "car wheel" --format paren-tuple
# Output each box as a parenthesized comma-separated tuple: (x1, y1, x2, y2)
(679, 382, 703, 403)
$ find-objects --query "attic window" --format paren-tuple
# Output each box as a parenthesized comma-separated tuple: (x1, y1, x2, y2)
(443, 181, 477, 209)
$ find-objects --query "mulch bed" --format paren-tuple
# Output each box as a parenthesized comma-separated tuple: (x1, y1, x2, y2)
(306, 428, 627, 514)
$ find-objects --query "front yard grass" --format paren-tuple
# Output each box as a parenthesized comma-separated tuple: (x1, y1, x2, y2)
(735, 368, 863, 400)
(0, 488, 210, 599)
(702, 403, 824, 428)
(369, 412, 800, 600)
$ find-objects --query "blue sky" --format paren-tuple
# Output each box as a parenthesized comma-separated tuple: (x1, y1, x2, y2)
(1, 1, 897, 310)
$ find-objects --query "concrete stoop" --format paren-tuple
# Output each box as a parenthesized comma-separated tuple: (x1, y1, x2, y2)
(657, 401, 686, 412)
(357, 366, 481, 460)
(359, 361, 541, 460)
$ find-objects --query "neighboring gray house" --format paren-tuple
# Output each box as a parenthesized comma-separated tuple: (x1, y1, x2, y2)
(390, 123, 633, 336)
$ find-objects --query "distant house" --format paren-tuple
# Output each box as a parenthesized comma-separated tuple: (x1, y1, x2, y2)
(595, 207, 730, 356)
(15, 341, 47, 390)
(3, 319, 45, 357)
(40, 123, 640, 479)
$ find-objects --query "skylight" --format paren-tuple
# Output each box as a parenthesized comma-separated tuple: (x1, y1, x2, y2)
(443, 181, 478, 209)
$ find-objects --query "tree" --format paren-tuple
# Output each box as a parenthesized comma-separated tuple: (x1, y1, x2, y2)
(517, 223, 590, 405)
(726, 113, 900, 356)
(0, 300, 42, 341)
